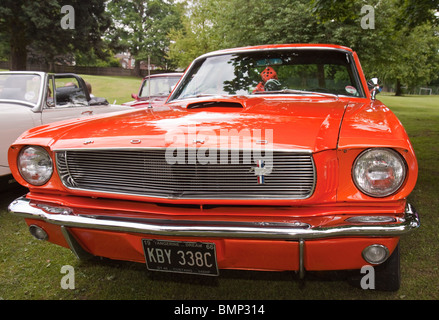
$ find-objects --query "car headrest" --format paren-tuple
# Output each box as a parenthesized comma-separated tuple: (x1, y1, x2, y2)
(55, 86, 86, 104)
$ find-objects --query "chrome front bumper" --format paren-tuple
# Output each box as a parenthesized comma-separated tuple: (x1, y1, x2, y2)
(8, 196, 420, 240)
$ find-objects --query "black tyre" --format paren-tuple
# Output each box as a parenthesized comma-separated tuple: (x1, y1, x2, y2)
(374, 243, 401, 291)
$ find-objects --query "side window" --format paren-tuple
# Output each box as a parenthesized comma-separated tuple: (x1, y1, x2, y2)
(324, 64, 356, 95)
(54, 76, 88, 107)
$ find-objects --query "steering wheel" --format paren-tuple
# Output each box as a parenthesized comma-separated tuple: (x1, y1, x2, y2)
(264, 79, 282, 91)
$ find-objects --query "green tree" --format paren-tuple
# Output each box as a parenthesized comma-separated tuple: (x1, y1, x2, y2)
(0, 40, 9, 62)
(74, 48, 121, 67)
(311, 0, 439, 95)
(213, 0, 328, 47)
(390, 0, 439, 29)
(106, 0, 183, 75)
(168, 0, 328, 67)
(0, 0, 111, 70)
(377, 23, 439, 95)
(168, 0, 223, 69)
(169, 0, 439, 94)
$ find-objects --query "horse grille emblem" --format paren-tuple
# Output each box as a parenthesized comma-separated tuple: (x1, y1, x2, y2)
(250, 160, 273, 184)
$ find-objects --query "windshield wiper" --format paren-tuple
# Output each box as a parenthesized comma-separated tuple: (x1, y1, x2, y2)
(183, 93, 222, 99)
(253, 89, 339, 100)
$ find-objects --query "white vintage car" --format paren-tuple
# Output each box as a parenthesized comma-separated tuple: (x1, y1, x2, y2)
(0, 71, 130, 189)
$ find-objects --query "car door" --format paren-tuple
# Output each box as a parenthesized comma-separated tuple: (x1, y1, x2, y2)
(41, 74, 93, 124)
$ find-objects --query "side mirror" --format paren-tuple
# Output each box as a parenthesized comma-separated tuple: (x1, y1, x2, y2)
(367, 77, 381, 100)
(131, 93, 138, 100)
(46, 99, 55, 108)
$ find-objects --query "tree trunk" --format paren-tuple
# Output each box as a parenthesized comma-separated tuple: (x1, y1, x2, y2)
(9, 37, 27, 71)
(395, 79, 403, 96)
(48, 59, 55, 73)
(134, 59, 142, 77)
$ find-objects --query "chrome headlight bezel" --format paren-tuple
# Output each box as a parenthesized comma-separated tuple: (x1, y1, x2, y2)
(17, 146, 53, 186)
(352, 148, 407, 198)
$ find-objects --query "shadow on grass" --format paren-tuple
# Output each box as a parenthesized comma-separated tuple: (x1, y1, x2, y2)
(0, 185, 28, 208)
(76, 255, 355, 289)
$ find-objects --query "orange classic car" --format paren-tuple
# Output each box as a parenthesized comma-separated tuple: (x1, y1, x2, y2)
(8, 44, 420, 291)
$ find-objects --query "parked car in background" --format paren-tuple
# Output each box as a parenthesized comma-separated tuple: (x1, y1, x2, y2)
(122, 73, 183, 108)
(0, 71, 130, 189)
(8, 44, 420, 291)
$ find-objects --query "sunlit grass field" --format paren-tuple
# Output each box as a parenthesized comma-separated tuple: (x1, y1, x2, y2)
(0, 84, 438, 300)
(80, 74, 142, 105)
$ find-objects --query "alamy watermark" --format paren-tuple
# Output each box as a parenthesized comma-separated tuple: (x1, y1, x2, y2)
(60, 265, 75, 290)
(164, 123, 274, 168)
(361, 5, 375, 29)
(61, 5, 75, 30)
(360, 265, 375, 289)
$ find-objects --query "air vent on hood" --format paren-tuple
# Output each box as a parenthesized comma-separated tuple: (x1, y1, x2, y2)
(187, 101, 243, 109)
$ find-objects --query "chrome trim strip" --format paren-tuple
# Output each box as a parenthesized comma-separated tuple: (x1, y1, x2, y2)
(9, 197, 420, 240)
(52, 147, 313, 153)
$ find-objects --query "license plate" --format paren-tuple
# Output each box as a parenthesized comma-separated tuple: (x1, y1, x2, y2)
(142, 239, 219, 276)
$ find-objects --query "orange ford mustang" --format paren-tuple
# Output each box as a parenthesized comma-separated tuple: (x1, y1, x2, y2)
(8, 44, 420, 291)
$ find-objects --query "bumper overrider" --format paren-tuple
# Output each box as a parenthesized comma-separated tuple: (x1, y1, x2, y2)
(8, 196, 420, 276)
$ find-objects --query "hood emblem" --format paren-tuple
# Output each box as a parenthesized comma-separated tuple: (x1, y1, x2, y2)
(250, 160, 272, 184)
(83, 140, 94, 145)
(130, 139, 142, 144)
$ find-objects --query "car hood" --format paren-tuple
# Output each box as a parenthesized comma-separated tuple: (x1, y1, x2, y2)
(18, 96, 350, 152)
(122, 97, 168, 108)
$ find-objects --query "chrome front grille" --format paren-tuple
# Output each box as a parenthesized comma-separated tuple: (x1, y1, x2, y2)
(55, 149, 315, 199)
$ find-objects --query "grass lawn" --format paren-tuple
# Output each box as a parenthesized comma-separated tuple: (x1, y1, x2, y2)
(80, 74, 142, 105)
(0, 91, 438, 300)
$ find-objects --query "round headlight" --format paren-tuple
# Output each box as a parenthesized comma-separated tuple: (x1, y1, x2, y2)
(18, 146, 53, 186)
(352, 148, 406, 197)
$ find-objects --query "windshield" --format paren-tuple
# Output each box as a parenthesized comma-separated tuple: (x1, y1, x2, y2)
(170, 49, 364, 101)
(139, 75, 181, 98)
(0, 74, 42, 105)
